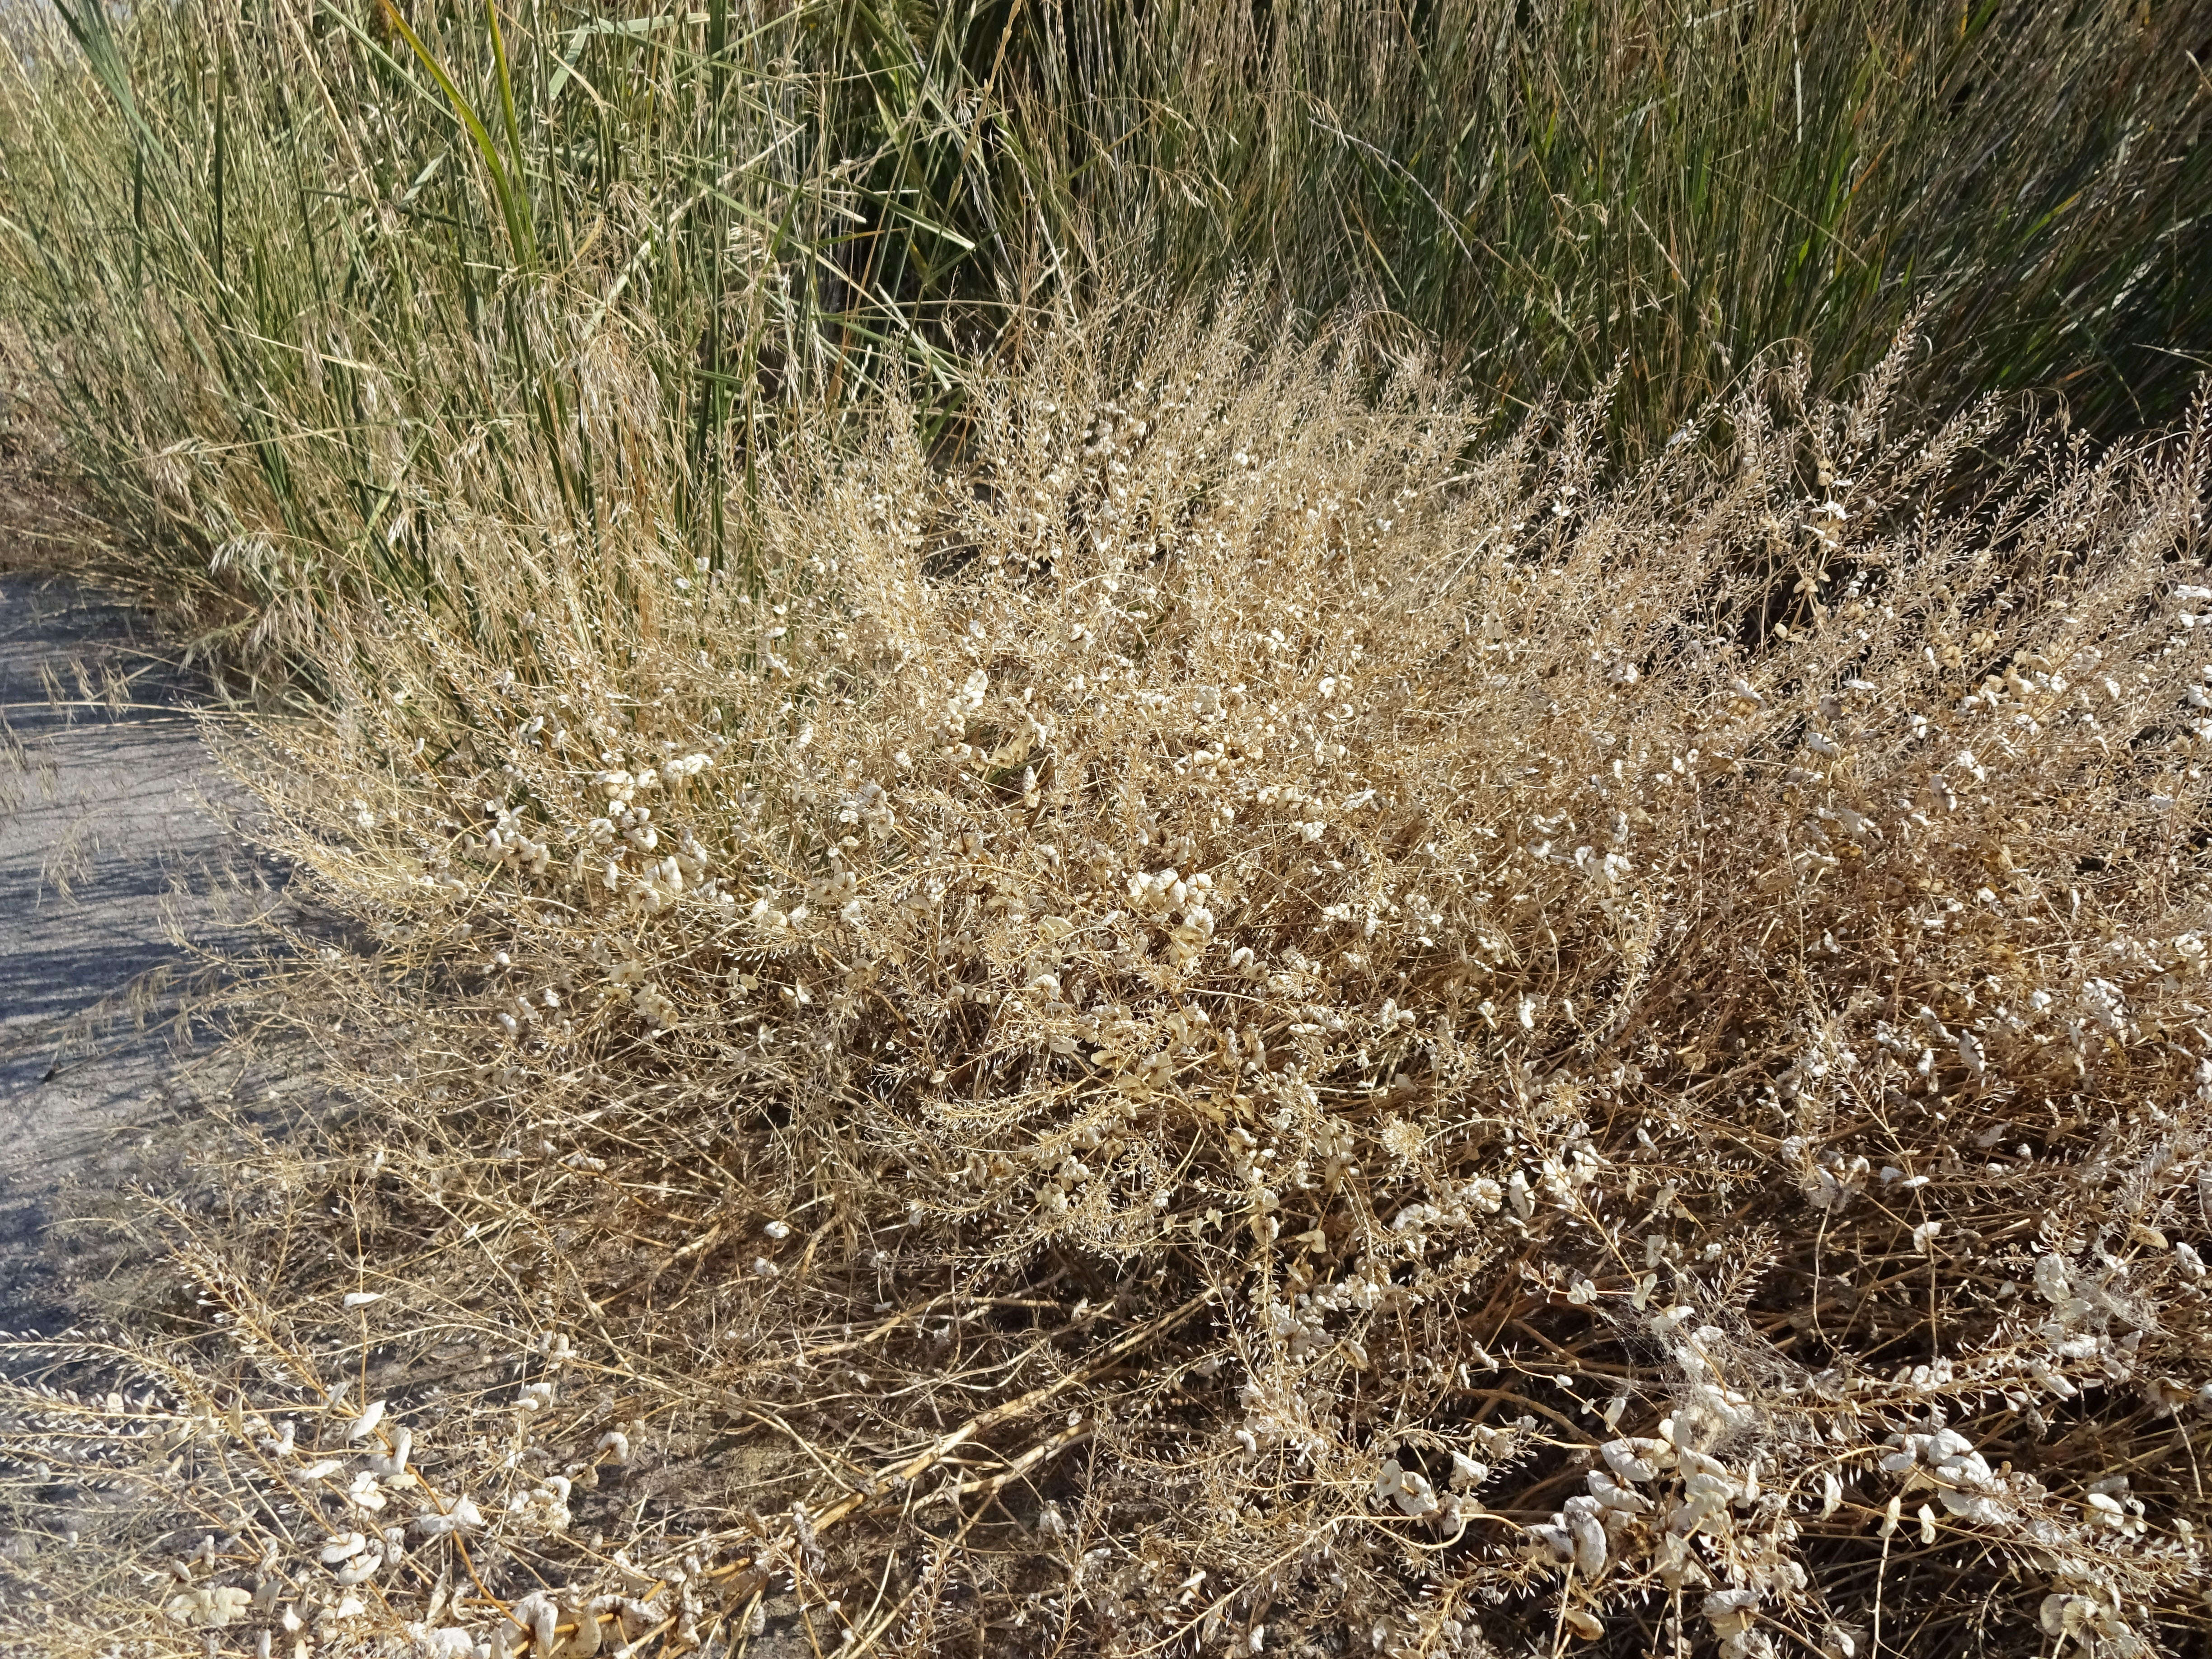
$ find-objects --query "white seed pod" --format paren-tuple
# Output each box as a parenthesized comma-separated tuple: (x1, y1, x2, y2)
(332, 1551, 383, 1587)
(1702, 1589, 1759, 1638)
(319, 1532, 367, 1565)
(1585, 1468, 1650, 1514)
(1601, 1438, 1668, 1484)
(414, 1497, 484, 1537)
(1562, 1495, 1607, 1576)
(1528, 1520, 1575, 1565)
(512, 1590, 559, 1655)
(367, 1427, 412, 1477)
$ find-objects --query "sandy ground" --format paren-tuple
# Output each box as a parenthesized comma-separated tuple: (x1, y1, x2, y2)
(0, 545, 290, 1330)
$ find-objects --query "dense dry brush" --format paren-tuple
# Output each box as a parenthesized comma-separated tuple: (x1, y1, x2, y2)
(9, 299, 2212, 1658)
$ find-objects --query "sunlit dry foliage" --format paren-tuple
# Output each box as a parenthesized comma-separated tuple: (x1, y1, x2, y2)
(9, 295, 2212, 1657)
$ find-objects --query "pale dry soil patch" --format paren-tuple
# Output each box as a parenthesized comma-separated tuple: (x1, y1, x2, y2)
(0, 473, 295, 1334)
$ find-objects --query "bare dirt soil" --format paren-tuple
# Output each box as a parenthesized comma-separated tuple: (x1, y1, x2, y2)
(0, 462, 291, 1332)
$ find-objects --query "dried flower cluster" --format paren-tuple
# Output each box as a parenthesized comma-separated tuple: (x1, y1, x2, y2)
(9, 296, 2212, 1656)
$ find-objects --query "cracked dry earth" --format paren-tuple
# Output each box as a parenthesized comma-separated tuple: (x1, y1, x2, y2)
(0, 500, 293, 1333)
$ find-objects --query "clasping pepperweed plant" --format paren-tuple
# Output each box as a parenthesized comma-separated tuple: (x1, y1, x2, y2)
(9, 292, 2212, 1657)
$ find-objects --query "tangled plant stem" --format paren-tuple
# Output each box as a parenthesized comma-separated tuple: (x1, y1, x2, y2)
(9, 295, 2212, 1658)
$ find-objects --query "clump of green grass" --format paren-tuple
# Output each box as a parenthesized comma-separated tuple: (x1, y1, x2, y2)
(0, 0, 1015, 648)
(1016, 0, 2212, 450)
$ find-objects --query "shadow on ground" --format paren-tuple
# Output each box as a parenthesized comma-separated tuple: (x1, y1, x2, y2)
(0, 572, 293, 1331)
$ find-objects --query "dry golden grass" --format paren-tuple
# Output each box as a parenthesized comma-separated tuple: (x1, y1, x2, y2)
(8, 294, 2212, 1657)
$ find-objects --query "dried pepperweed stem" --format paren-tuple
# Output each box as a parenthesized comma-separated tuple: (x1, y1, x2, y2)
(7, 294, 2212, 1657)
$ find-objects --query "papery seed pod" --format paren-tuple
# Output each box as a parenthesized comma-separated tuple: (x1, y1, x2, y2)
(512, 1591, 559, 1655)
(1562, 1607, 1605, 1641)
(1586, 1469, 1650, 1514)
(1703, 1589, 1759, 1638)
(1601, 1439, 1666, 1484)
(1563, 1496, 1607, 1575)
(566, 1599, 602, 1658)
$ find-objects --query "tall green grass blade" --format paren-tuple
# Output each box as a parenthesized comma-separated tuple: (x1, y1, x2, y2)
(375, 0, 534, 270)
